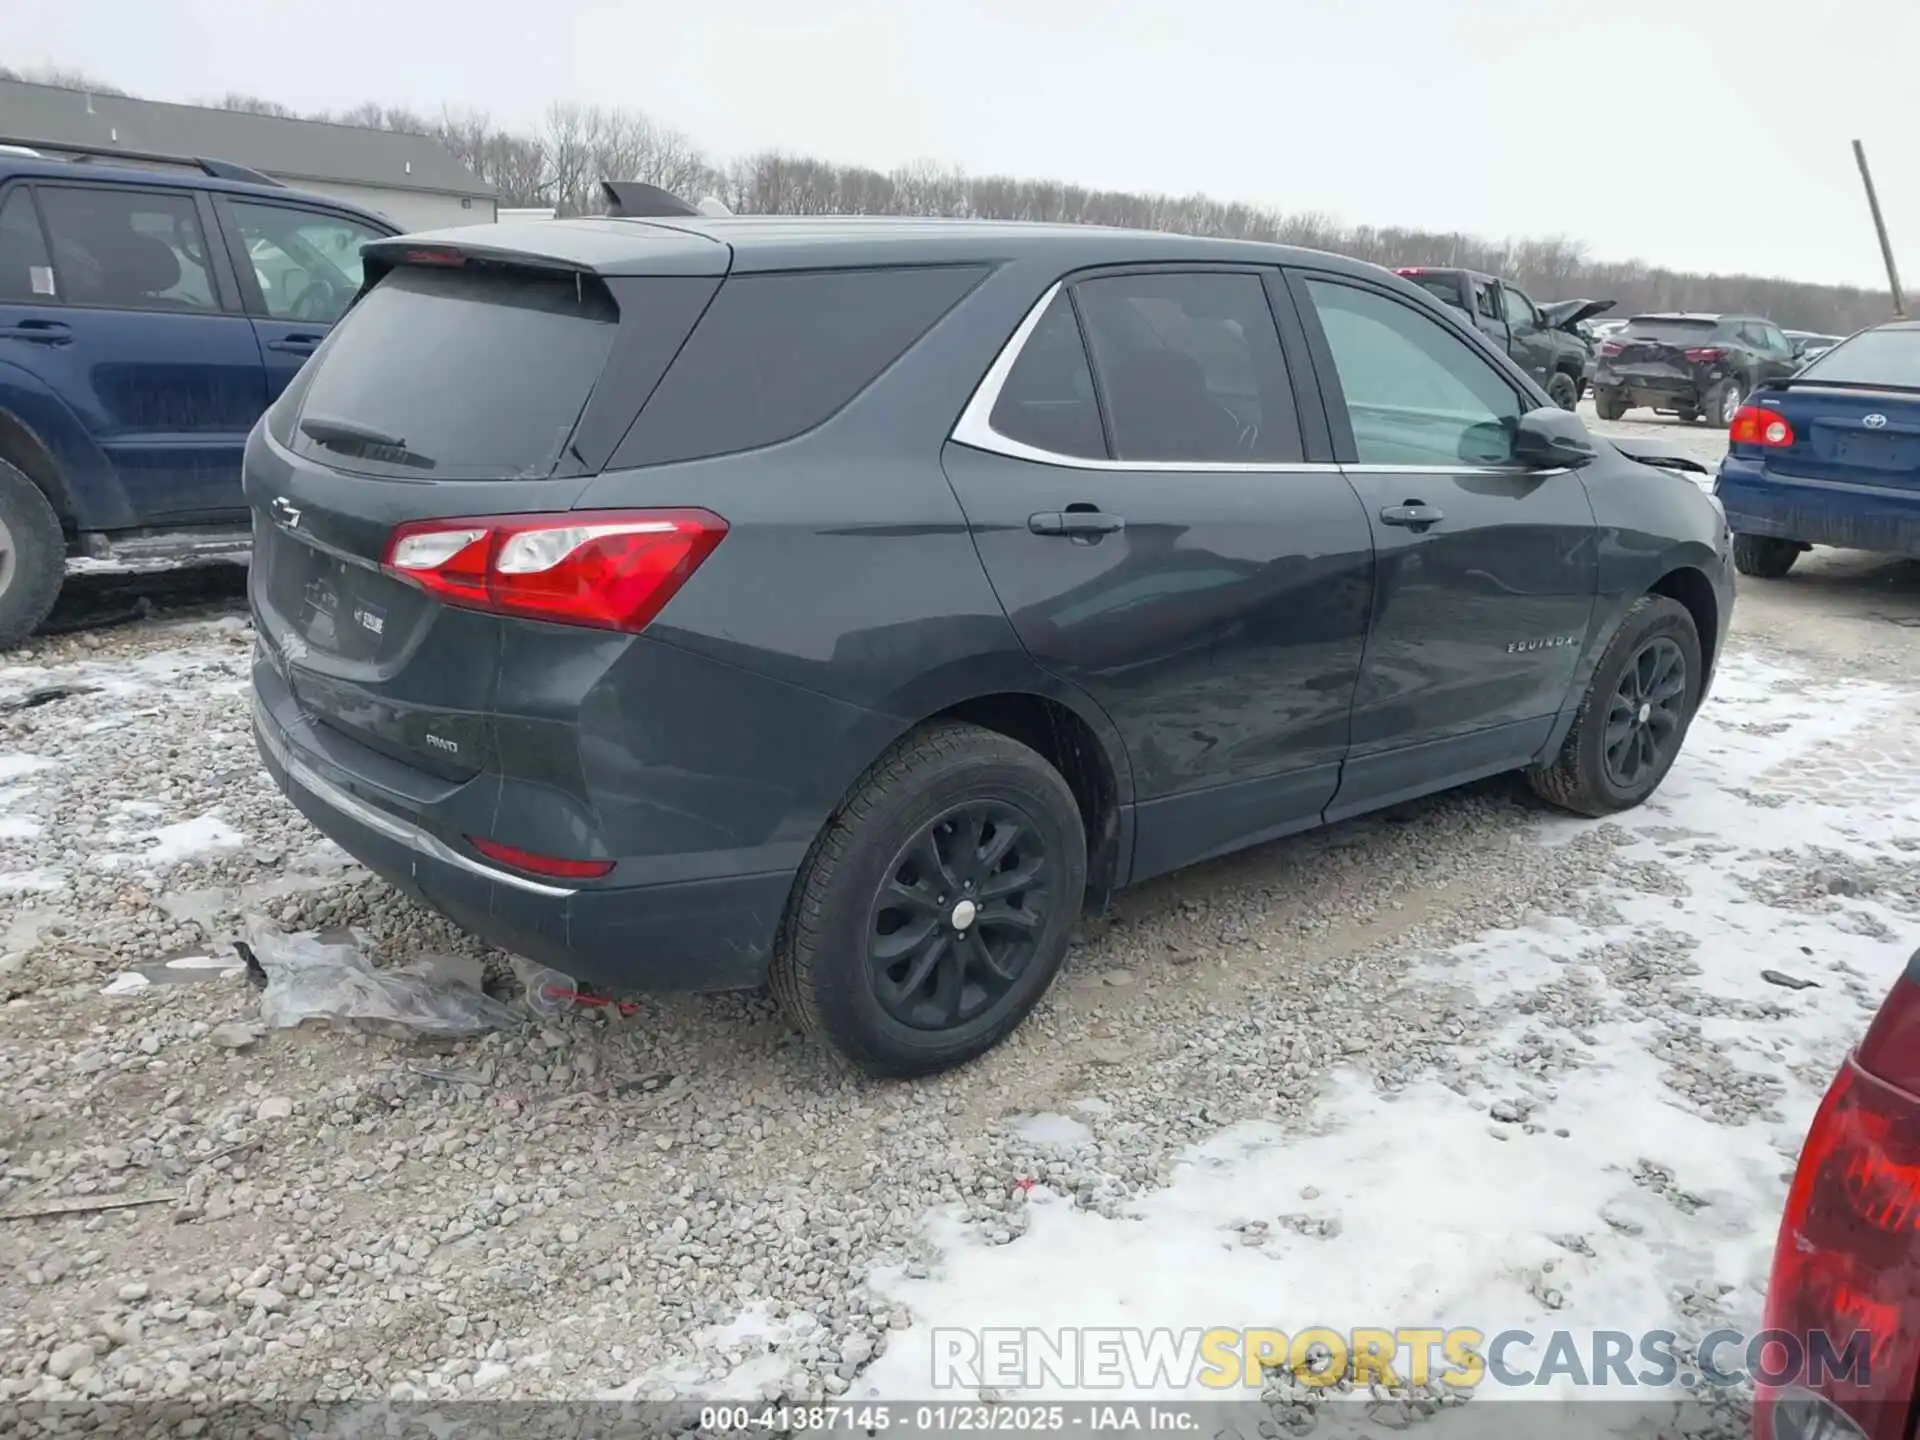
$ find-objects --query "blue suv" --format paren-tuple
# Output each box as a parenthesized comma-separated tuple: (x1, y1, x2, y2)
(0, 144, 397, 644)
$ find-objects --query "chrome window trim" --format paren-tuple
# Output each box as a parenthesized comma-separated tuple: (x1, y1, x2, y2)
(948, 282, 1563, 479)
(950, 281, 1336, 475)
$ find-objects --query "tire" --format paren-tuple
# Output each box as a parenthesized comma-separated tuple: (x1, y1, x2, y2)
(768, 721, 1088, 1078)
(1732, 533, 1802, 579)
(1527, 595, 1703, 818)
(1546, 372, 1580, 412)
(0, 461, 65, 651)
(1701, 377, 1746, 428)
(1594, 388, 1629, 421)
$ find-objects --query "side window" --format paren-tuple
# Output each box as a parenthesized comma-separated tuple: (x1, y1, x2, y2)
(37, 187, 218, 311)
(0, 189, 55, 302)
(618, 265, 988, 468)
(987, 290, 1106, 459)
(226, 200, 386, 324)
(1072, 271, 1301, 464)
(1761, 323, 1792, 355)
(1501, 285, 1539, 331)
(1302, 277, 1524, 467)
(1472, 281, 1501, 321)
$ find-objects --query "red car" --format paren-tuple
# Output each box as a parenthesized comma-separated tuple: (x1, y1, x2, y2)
(1759, 946, 1920, 1439)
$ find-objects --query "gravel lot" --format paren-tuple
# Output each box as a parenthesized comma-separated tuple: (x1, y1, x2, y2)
(2, 411, 1916, 1431)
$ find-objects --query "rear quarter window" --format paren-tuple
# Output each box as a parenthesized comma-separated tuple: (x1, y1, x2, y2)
(614, 264, 988, 468)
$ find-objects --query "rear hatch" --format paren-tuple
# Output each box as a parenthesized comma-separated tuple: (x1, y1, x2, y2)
(246, 227, 727, 778)
(1605, 316, 1725, 379)
(1739, 327, 1920, 494)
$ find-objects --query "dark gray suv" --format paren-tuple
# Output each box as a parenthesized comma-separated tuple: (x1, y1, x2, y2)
(247, 216, 1736, 1076)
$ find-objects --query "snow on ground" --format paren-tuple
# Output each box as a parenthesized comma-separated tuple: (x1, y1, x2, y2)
(855, 650, 1920, 1425)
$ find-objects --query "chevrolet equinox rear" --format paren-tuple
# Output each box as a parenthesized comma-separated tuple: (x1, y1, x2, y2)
(251, 216, 1734, 1076)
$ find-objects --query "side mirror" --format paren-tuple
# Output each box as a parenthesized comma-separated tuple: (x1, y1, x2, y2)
(1512, 406, 1598, 469)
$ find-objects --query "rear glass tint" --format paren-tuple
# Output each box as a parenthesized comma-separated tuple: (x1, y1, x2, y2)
(1404, 276, 1466, 310)
(292, 266, 618, 480)
(1800, 328, 1920, 389)
(615, 265, 988, 468)
(1624, 318, 1722, 344)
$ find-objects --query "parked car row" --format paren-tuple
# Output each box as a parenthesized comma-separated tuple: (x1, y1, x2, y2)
(1392, 266, 1610, 410)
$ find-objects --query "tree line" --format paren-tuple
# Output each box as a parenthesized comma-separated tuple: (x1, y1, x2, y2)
(2, 63, 1898, 332)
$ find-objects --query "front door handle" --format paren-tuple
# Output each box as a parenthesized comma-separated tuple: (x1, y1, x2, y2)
(265, 334, 324, 354)
(0, 320, 72, 346)
(1029, 510, 1126, 537)
(1379, 503, 1444, 529)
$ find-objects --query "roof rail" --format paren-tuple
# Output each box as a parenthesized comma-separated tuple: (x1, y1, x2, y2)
(0, 136, 284, 188)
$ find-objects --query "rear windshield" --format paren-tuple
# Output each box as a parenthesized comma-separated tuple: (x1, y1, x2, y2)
(292, 265, 618, 479)
(1403, 276, 1466, 309)
(1799, 328, 1920, 388)
(1624, 318, 1722, 343)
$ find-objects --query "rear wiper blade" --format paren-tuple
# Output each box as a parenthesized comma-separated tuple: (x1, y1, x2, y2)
(299, 415, 437, 469)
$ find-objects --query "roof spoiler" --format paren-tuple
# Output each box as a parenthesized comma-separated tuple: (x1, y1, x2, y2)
(0, 135, 283, 187)
(600, 180, 732, 219)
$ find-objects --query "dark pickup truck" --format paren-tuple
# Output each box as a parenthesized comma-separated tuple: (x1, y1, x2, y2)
(1394, 267, 1612, 411)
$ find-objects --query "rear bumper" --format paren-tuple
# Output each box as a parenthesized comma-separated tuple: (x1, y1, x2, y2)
(252, 678, 789, 994)
(1593, 367, 1709, 408)
(1716, 458, 1920, 558)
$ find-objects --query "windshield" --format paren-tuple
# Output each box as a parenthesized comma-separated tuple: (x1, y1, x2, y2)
(1798, 328, 1920, 389)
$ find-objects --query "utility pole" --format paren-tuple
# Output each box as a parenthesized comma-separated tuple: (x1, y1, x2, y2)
(1853, 140, 1906, 318)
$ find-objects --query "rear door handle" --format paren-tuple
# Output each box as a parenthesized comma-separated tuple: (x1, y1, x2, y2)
(0, 321, 72, 346)
(1029, 510, 1125, 537)
(1379, 503, 1444, 528)
(265, 334, 324, 354)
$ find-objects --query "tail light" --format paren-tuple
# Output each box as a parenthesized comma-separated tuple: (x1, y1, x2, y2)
(382, 508, 728, 633)
(1599, 340, 1622, 356)
(1395, 267, 1424, 276)
(399, 247, 466, 267)
(1685, 345, 1730, 363)
(466, 836, 614, 880)
(1756, 963, 1920, 1440)
(1731, 405, 1796, 447)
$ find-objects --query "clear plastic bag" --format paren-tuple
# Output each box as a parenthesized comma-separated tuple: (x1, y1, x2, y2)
(246, 920, 520, 1036)
(509, 955, 579, 1019)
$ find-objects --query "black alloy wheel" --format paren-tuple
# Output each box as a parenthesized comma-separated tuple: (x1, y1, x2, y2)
(1525, 593, 1702, 817)
(1603, 636, 1688, 790)
(768, 720, 1087, 1077)
(866, 800, 1056, 1031)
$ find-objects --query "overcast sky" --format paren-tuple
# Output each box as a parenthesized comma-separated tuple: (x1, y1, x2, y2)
(3, 0, 1914, 288)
